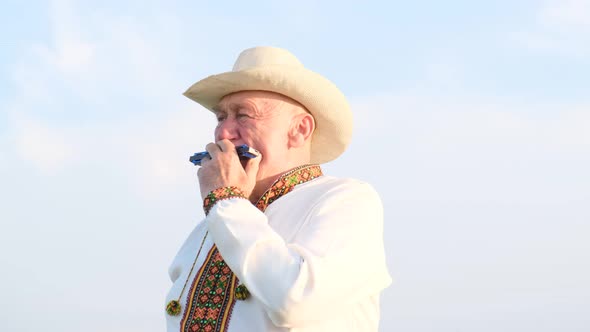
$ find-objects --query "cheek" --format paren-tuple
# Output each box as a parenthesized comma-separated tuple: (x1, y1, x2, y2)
(213, 128, 227, 142)
(243, 127, 271, 151)
(241, 121, 287, 152)
(259, 129, 288, 152)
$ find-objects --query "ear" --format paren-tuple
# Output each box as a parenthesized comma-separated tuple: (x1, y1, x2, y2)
(288, 113, 315, 148)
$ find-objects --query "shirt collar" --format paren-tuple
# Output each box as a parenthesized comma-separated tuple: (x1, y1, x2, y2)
(255, 164, 323, 212)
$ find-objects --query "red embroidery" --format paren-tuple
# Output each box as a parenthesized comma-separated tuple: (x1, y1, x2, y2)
(256, 164, 322, 211)
(203, 186, 247, 215)
(181, 246, 238, 332)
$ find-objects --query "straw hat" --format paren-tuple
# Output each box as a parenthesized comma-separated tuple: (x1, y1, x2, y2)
(183, 46, 353, 164)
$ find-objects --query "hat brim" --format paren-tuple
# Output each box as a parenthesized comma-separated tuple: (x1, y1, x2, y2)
(183, 65, 353, 164)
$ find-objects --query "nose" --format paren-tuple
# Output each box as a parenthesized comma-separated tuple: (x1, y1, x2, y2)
(215, 118, 239, 141)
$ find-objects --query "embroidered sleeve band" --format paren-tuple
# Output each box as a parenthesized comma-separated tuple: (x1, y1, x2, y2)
(203, 186, 248, 215)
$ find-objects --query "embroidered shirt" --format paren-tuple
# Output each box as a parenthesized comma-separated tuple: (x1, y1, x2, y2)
(166, 165, 391, 331)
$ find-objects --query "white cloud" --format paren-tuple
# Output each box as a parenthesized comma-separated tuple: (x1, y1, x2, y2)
(34, 0, 97, 75)
(352, 93, 590, 150)
(11, 112, 76, 174)
(512, 0, 590, 56)
(34, 40, 96, 75)
(539, 0, 590, 28)
(2, 0, 218, 200)
(10, 0, 188, 109)
(121, 106, 216, 199)
(347, 92, 590, 204)
(7, 103, 214, 193)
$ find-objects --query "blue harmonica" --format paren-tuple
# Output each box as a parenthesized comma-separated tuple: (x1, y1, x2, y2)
(189, 144, 260, 166)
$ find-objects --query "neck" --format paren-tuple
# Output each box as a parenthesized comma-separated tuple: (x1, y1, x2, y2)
(249, 162, 312, 204)
(249, 146, 312, 203)
(249, 176, 279, 204)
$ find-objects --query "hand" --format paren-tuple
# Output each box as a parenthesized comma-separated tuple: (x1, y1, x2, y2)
(197, 139, 261, 200)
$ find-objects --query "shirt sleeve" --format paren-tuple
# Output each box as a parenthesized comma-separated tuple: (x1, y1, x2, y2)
(206, 180, 392, 328)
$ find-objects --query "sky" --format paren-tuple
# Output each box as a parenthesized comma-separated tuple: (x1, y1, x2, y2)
(1, 0, 589, 331)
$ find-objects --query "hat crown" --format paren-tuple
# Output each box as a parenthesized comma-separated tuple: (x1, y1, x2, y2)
(232, 46, 304, 71)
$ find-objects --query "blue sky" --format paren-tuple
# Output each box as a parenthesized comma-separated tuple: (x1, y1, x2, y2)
(1, 1, 589, 331)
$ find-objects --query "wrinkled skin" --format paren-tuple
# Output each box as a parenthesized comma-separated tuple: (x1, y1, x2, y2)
(197, 91, 315, 202)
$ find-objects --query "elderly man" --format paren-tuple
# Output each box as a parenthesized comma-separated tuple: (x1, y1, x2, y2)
(165, 46, 391, 331)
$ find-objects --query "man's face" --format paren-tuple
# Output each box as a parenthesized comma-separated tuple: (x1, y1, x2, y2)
(213, 91, 298, 170)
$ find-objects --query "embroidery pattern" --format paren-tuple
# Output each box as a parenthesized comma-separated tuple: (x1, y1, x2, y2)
(256, 164, 323, 211)
(181, 246, 238, 332)
(181, 164, 323, 331)
(203, 186, 247, 215)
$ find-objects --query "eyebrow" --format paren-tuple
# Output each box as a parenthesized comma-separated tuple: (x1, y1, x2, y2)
(213, 101, 256, 114)
(212, 105, 224, 113)
(212, 101, 238, 113)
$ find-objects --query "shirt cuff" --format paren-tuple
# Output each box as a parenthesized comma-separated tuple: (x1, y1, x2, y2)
(203, 186, 248, 215)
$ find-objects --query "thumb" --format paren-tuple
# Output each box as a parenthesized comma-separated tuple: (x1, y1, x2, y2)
(244, 153, 262, 182)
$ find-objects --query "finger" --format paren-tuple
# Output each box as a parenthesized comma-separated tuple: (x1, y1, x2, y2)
(244, 151, 262, 179)
(216, 139, 236, 154)
(199, 154, 211, 165)
(205, 142, 220, 158)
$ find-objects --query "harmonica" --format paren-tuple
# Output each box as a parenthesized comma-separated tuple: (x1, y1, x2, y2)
(189, 144, 260, 166)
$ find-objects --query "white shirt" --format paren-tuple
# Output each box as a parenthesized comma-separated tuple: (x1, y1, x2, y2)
(166, 174, 392, 331)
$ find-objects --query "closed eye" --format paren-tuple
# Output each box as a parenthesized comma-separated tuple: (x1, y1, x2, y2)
(215, 112, 227, 122)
